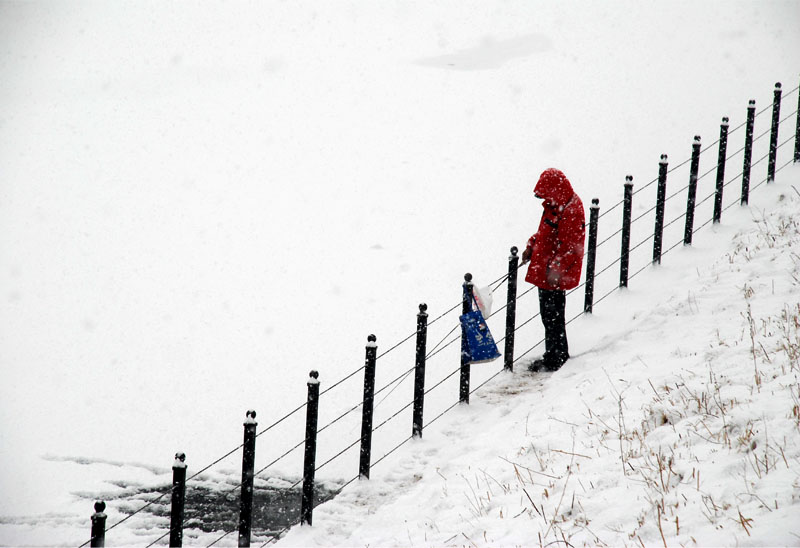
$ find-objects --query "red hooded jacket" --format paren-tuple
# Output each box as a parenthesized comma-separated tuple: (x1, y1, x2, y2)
(525, 168, 586, 290)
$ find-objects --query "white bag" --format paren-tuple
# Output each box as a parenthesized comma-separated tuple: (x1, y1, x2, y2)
(472, 285, 493, 317)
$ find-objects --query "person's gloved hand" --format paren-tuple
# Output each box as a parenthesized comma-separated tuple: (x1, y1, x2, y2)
(521, 247, 532, 264)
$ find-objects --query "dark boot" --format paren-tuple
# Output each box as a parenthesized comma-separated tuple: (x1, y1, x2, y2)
(527, 353, 568, 372)
(528, 358, 547, 372)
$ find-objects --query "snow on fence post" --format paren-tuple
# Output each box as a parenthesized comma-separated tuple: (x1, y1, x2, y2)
(768, 82, 782, 182)
(170, 452, 187, 547)
(713, 117, 729, 224)
(653, 155, 669, 264)
(300, 371, 320, 526)
(619, 176, 634, 288)
(503, 247, 519, 371)
(583, 199, 599, 313)
(741, 100, 756, 205)
(795, 76, 800, 163)
(238, 410, 257, 547)
(683, 136, 702, 245)
(412, 304, 428, 438)
(460, 273, 474, 404)
(89, 501, 107, 548)
(359, 335, 377, 479)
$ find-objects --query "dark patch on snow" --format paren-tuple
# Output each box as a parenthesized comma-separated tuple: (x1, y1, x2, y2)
(78, 479, 341, 542)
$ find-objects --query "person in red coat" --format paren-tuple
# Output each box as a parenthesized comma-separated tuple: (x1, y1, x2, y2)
(521, 168, 586, 371)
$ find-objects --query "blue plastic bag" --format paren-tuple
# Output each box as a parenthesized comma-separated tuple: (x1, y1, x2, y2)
(460, 301, 501, 364)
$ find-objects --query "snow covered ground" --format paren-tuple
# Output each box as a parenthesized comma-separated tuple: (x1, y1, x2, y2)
(1, 1, 799, 546)
(278, 173, 800, 547)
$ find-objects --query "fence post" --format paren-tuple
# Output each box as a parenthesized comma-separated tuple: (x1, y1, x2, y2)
(683, 136, 702, 245)
(359, 335, 377, 479)
(90, 501, 106, 548)
(460, 273, 473, 404)
(768, 82, 782, 182)
(301, 371, 320, 526)
(412, 304, 428, 438)
(620, 176, 633, 288)
(504, 247, 519, 371)
(238, 410, 257, 547)
(583, 199, 599, 312)
(653, 155, 668, 264)
(89, 500, 107, 548)
(795, 76, 800, 163)
(713, 118, 729, 223)
(742, 100, 756, 205)
(170, 452, 187, 548)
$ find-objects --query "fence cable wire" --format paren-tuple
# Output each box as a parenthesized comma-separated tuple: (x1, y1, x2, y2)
(145, 530, 171, 548)
(246, 268, 517, 455)
(270, 267, 509, 424)
(206, 528, 236, 547)
(748, 156, 797, 197)
(311, 365, 464, 482)
(305, 251, 519, 407)
(308, 265, 538, 432)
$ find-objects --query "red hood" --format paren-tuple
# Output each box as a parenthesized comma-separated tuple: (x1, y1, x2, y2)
(534, 168, 574, 206)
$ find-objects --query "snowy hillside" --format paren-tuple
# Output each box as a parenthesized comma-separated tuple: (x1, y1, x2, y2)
(1, 1, 799, 546)
(278, 174, 800, 547)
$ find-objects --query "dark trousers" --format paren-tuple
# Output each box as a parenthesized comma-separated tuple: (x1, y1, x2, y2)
(539, 288, 569, 364)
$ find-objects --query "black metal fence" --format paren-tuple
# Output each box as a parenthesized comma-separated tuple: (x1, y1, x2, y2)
(83, 80, 800, 548)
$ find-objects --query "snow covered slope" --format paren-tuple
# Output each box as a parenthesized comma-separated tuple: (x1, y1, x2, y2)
(278, 172, 800, 547)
